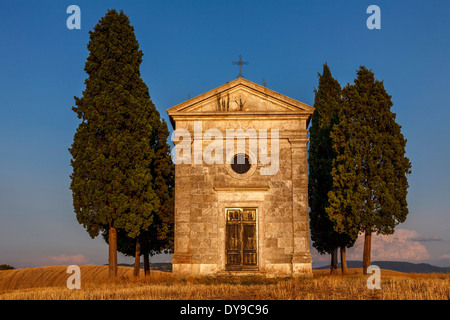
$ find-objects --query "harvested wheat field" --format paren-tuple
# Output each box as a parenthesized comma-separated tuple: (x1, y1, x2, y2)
(0, 265, 448, 300)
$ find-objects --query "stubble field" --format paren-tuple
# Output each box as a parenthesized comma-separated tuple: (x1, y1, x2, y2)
(0, 265, 448, 300)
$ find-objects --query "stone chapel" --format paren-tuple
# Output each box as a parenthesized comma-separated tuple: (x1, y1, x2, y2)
(167, 77, 314, 276)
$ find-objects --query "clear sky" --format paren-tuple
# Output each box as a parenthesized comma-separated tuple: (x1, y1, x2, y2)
(0, 0, 449, 268)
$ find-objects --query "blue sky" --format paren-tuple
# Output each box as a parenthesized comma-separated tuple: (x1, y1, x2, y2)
(0, 0, 449, 268)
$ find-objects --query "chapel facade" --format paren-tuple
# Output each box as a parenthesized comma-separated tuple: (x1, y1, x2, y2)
(167, 77, 314, 276)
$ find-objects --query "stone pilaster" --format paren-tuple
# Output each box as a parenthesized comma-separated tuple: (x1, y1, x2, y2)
(171, 161, 193, 273)
(289, 137, 312, 275)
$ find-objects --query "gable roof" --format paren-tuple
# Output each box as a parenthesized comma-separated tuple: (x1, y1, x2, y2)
(166, 77, 314, 127)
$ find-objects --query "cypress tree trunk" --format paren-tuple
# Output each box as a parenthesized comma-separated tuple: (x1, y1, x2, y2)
(363, 229, 372, 274)
(340, 246, 347, 275)
(330, 247, 338, 275)
(144, 253, 150, 276)
(134, 238, 141, 277)
(108, 225, 118, 277)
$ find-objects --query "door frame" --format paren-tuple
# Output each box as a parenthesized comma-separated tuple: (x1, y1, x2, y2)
(224, 207, 259, 271)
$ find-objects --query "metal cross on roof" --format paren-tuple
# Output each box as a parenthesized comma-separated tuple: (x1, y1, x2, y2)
(232, 55, 249, 78)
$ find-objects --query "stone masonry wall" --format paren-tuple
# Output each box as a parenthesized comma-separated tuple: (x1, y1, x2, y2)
(172, 116, 312, 276)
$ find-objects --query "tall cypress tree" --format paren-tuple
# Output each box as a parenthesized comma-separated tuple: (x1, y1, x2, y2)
(142, 118, 175, 269)
(308, 64, 355, 274)
(327, 66, 411, 274)
(133, 97, 174, 276)
(69, 10, 160, 277)
(102, 118, 174, 277)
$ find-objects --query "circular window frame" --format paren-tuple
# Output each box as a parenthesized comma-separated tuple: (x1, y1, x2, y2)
(225, 151, 257, 179)
(231, 154, 251, 174)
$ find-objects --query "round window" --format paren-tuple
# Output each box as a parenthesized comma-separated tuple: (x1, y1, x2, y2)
(231, 154, 251, 174)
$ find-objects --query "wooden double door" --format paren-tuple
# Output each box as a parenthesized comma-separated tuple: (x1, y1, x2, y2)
(225, 208, 258, 271)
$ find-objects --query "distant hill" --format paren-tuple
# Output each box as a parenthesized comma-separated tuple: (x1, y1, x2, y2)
(0, 265, 137, 290)
(314, 261, 450, 274)
(111, 261, 450, 274)
(117, 262, 172, 272)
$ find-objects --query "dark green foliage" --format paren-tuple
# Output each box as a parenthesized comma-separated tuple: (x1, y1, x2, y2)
(326, 66, 411, 239)
(69, 9, 161, 240)
(143, 118, 174, 254)
(0, 264, 15, 270)
(308, 64, 355, 255)
(102, 118, 175, 256)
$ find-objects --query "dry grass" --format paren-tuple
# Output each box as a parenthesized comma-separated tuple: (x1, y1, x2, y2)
(0, 265, 448, 300)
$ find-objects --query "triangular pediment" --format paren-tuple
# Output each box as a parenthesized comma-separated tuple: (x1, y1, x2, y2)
(167, 77, 314, 118)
